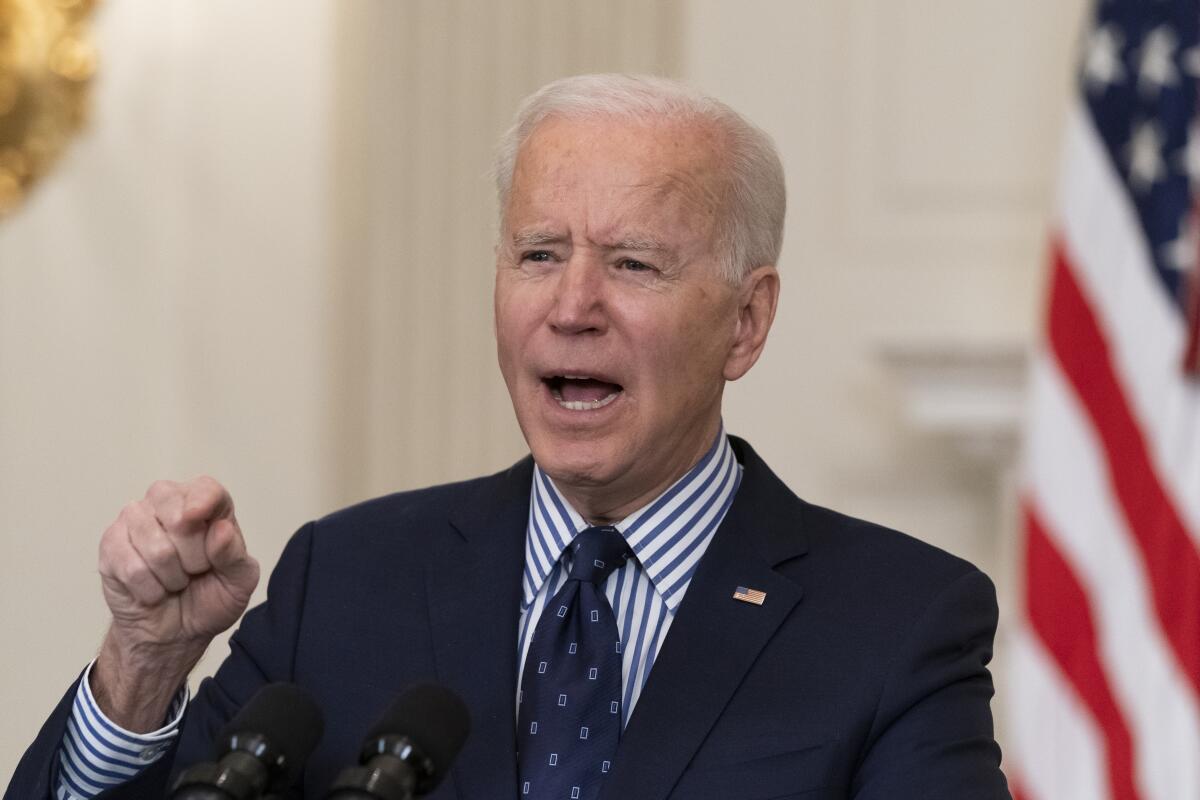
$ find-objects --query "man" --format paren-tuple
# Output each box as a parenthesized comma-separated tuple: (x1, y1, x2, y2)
(8, 75, 1011, 799)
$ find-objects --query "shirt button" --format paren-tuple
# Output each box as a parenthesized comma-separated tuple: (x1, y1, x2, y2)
(139, 744, 167, 760)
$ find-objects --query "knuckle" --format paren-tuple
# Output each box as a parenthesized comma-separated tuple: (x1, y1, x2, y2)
(159, 502, 185, 530)
(116, 502, 137, 525)
(100, 521, 121, 546)
(188, 476, 224, 513)
(99, 523, 126, 565)
(125, 559, 152, 587)
(198, 474, 232, 505)
(193, 474, 220, 491)
(187, 495, 215, 519)
(144, 536, 176, 566)
(121, 499, 153, 528)
(146, 479, 174, 499)
(111, 559, 133, 587)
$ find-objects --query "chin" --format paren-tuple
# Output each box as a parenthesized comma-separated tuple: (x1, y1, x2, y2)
(529, 434, 623, 488)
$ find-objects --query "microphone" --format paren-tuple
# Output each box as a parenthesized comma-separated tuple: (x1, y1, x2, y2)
(324, 683, 471, 799)
(169, 683, 325, 800)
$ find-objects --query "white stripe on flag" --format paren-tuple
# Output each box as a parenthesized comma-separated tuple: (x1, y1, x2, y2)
(1010, 627, 1109, 800)
(1025, 351, 1200, 799)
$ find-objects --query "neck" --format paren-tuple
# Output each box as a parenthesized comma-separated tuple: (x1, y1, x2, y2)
(556, 419, 724, 526)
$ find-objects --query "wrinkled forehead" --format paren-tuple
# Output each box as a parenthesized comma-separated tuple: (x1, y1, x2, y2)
(503, 115, 729, 243)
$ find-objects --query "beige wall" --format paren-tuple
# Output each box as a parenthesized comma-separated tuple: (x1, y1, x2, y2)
(687, 0, 1087, 548)
(0, 0, 1087, 783)
(0, 0, 344, 776)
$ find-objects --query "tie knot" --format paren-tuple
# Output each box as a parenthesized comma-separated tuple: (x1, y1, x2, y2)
(568, 526, 630, 584)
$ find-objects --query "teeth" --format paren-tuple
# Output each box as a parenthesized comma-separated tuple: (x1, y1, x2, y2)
(549, 387, 620, 411)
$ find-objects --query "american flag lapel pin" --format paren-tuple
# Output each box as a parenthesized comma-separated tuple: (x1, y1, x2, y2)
(732, 585, 767, 606)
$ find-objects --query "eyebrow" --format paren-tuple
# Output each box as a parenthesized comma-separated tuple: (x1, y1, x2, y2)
(511, 231, 566, 248)
(606, 235, 670, 253)
(511, 230, 671, 253)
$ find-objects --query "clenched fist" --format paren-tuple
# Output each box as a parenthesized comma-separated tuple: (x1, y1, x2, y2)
(91, 476, 260, 731)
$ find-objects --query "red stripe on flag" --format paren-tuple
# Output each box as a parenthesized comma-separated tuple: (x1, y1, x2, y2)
(1024, 502, 1141, 800)
(1006, 770, 1030, 800)
(1047, 239, 1200, 694)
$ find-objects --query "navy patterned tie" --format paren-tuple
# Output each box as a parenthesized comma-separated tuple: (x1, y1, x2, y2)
(517, 526, 631, 800)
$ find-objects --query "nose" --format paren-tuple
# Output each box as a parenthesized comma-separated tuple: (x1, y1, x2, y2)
(548, 254, 607, 335)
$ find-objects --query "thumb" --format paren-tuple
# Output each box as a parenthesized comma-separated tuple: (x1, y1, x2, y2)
(207, 518, 260, 594)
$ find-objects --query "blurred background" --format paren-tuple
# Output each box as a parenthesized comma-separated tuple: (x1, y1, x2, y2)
(0, 0, 1093, 788)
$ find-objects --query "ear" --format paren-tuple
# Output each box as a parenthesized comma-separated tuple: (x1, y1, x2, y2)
(723, 265, 780, 381)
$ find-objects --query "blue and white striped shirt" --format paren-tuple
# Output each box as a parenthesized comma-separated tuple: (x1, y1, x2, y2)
(55, 429, 742, 797)
(54, 661, 187, 800)
(517, 429, 742, 726)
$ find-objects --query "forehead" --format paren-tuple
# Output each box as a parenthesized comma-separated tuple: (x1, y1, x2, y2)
(505, 115, 726, 244)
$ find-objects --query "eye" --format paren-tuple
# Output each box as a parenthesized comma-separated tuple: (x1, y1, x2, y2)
(619, 258, 654, 273)
(522, 250, 554, 263)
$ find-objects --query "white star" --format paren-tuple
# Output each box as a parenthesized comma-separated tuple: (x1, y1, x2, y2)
(1128, 120, 1166, 192)
(1174, 120, 1200, 188)
(1137, 25, 1180, 97)
(1183, 45, 1200, 78)
(1083, 25, 1126, 92)
(1162, 214, 1199, 274)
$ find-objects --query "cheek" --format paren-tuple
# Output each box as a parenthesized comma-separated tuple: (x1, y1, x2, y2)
(495, 292, 552, 394)
(633, 319, 721, 395)
(495, 280, 533, 343)
(493, 305, 526, 379)
(674, 302, 733, 356)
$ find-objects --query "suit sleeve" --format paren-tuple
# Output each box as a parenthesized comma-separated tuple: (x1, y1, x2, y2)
(4, 672, 88, 800)
(4, 521, 317, 800)
(851, 568, 1012, 800)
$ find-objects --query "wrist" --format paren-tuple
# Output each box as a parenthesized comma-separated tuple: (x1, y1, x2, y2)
(91, 628, 204, 732)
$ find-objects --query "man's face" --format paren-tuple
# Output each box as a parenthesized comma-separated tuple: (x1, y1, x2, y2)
(494, 115, 755, 518)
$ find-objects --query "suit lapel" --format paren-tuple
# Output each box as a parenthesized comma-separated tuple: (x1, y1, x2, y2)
(599, 439, 809, 800)
(427, 458, 533, 800)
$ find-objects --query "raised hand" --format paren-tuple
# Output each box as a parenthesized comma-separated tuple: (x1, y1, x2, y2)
(91, 476, 259, 731)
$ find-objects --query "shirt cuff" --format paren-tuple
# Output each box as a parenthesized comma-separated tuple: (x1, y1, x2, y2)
(53, 659, 188, 800)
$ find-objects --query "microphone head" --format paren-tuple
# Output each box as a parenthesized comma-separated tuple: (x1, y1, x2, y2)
(366, 683, 471, 789)
(217, 683, 325, 788)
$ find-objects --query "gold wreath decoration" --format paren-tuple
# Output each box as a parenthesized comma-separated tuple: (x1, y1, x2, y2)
(0, 0, 97, 217)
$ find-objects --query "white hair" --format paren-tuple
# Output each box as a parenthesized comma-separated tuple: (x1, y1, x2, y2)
(494, 74, 786, 283)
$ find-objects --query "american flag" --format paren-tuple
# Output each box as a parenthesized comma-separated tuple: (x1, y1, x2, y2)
(1009, 1, 1200, 798)
(732, 586, 766, 606)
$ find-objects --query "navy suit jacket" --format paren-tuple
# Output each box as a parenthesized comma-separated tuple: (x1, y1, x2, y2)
(8, 437, 1010, 799)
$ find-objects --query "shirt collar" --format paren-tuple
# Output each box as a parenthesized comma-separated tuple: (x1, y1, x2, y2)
(522, 425, 741, 612)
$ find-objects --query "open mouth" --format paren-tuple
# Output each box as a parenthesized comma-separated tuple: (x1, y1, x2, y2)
(543, 374, 624, 411)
